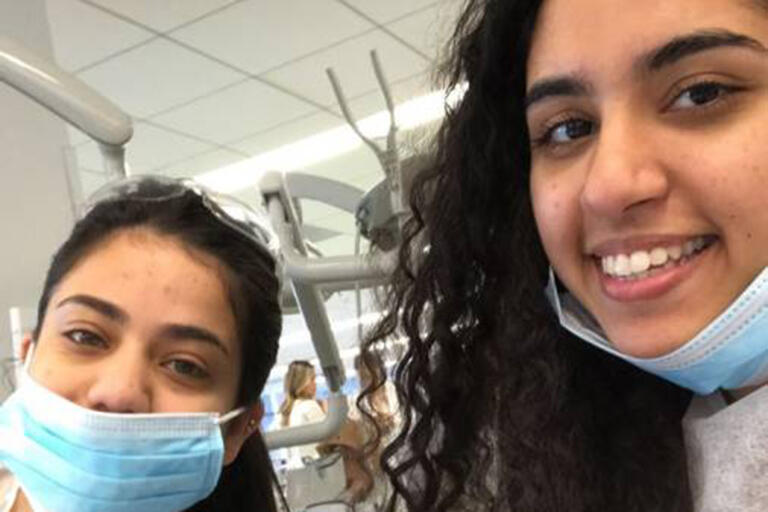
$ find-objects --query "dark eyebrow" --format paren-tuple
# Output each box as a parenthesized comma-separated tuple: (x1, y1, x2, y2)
(643, 29, 767, 72)
(525, 30, 767, 111)
(525, 76, 592, 109)
(56, 294, 128, 323)
(160, 324, 231, 357)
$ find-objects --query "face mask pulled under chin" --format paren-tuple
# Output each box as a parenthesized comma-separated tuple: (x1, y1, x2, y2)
(545, 266, 768, 395)
(0, 360, 244, 512)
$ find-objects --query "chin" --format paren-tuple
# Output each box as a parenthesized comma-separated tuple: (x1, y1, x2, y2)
(604, 328, 692, 359)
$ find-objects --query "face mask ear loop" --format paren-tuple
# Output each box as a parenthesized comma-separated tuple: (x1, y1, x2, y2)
(217, 406, 247, 425)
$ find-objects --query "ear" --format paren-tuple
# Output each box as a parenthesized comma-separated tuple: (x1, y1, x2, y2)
(19, 333, 34, 364)
(222, 401, 264, 466)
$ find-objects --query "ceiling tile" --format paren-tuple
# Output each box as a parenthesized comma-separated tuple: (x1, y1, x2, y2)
(86, 0, 240, 32)
(151, 79, 315, 145)
(72, 122, 215, 175)
(387, 1, 463, 61)
(126, 123, 217, 172)
(157, 148, 247, 179)
(66, 125, 91, 146)
(77, 38, 243, 118)
(342, 70, 434, 121)
(45, 0, 154, 71)
(171, 0, 373, 75)
(76, 169, 112, 198)
(263, 30, 429, 110)
(342, 0, 438, 24)
(231, 111, 341, 156)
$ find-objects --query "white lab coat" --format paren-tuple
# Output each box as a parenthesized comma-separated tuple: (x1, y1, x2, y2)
(286, 398, 326, 468)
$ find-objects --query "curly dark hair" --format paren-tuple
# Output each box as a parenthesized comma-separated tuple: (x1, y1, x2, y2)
(361, 1, 697, 510)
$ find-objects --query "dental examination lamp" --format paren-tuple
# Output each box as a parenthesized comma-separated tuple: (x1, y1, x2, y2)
(261, 51, 405, 450)
(0, 36, 132, 177)
(261, 171, 394, 450)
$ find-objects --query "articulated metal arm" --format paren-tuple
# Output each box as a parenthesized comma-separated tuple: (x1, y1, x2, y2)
(0, 36, 132, 177)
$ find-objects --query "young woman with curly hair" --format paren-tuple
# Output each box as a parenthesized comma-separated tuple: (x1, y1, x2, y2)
(363, 1, 768, 510)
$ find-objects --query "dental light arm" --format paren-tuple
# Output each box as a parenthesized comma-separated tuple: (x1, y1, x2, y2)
(326, 50, 404, 218)
(0, 36, 132, 177)
(260, 171, 395, 449)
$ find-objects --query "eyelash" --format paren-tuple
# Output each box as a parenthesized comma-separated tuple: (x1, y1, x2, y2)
(64, 328, 107, 348)
(530, 80, 744, 149)
(162, 359, 210, 380)
(63, 329, 210, 381)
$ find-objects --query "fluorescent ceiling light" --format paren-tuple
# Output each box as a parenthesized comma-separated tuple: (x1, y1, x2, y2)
(195, 84, 466, 194)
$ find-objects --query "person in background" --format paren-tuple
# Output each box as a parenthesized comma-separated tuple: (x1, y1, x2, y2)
(279, 360, 326, 466)
(363, 0, 768, 510)
(0, 176, 284, 512)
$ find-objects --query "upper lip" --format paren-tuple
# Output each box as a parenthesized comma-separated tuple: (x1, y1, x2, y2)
(587, 234, 714, 257)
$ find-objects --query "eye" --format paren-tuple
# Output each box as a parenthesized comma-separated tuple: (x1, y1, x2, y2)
(163, 359, 210, 380)
(668, 81, 741, 111)
(64, 329, 106, 348)
(532, 117, 596, 148)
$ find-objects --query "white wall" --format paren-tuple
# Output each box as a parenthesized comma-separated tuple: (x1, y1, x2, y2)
(0, 0, 75, 397)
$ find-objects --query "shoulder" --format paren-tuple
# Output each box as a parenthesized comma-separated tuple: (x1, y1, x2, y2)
(0, 465, 19, 512)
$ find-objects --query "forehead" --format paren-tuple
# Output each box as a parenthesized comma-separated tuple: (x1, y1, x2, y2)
(527, 0, 766, 84)
(51, 229, 237, 345)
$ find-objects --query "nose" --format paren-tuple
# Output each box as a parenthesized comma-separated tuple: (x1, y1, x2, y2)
(580, 114, 669, 218)
(84, 349, 151, 414)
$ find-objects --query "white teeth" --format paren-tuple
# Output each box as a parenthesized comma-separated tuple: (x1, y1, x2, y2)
(630, 251, 650, 273)
(599, 236, 710, 278)
(615, 254, 630, 276)
(649, 247, 668, 266)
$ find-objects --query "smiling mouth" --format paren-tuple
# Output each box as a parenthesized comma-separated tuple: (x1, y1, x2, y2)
(596, 235, 718, 281)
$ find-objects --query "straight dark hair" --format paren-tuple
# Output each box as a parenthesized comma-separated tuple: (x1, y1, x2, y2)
(33, 177, 282, 512)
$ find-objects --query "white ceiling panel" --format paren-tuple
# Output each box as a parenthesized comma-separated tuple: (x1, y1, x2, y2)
(263, 30, 429, 110)
(387, 1, 463, 61)
(151, 79, 315, 145)
(341, 70, 434, 120)
(65, 125, 91, 146)
(297, 144, 383, 190)
(341, 0, 439, 24)
(157, 148, 247, 178)
(231, 110, 342, 156)
(171, 0, 373, 75)
(125, 123, 217, 172)
(72, 122, 216, 175)
(77, 169, 112, 198)
(77, 38, 243, 118)
(86, 0, 240, 32)
(45, 0, 154, 71)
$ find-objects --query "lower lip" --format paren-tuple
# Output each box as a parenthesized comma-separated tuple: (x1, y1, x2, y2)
(596, 244, 715, 302)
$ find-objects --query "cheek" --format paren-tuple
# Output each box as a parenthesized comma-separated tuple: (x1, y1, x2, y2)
(531, 173, 573, 257)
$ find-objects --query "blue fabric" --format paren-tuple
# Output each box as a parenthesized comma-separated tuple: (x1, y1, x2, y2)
(548, 266, 768, 395)
(0, 375, 226, 512)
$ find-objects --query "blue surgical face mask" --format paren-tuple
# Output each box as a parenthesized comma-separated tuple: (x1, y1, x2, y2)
(0, 353, 244, 512)
(546, 266, 768, 395)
